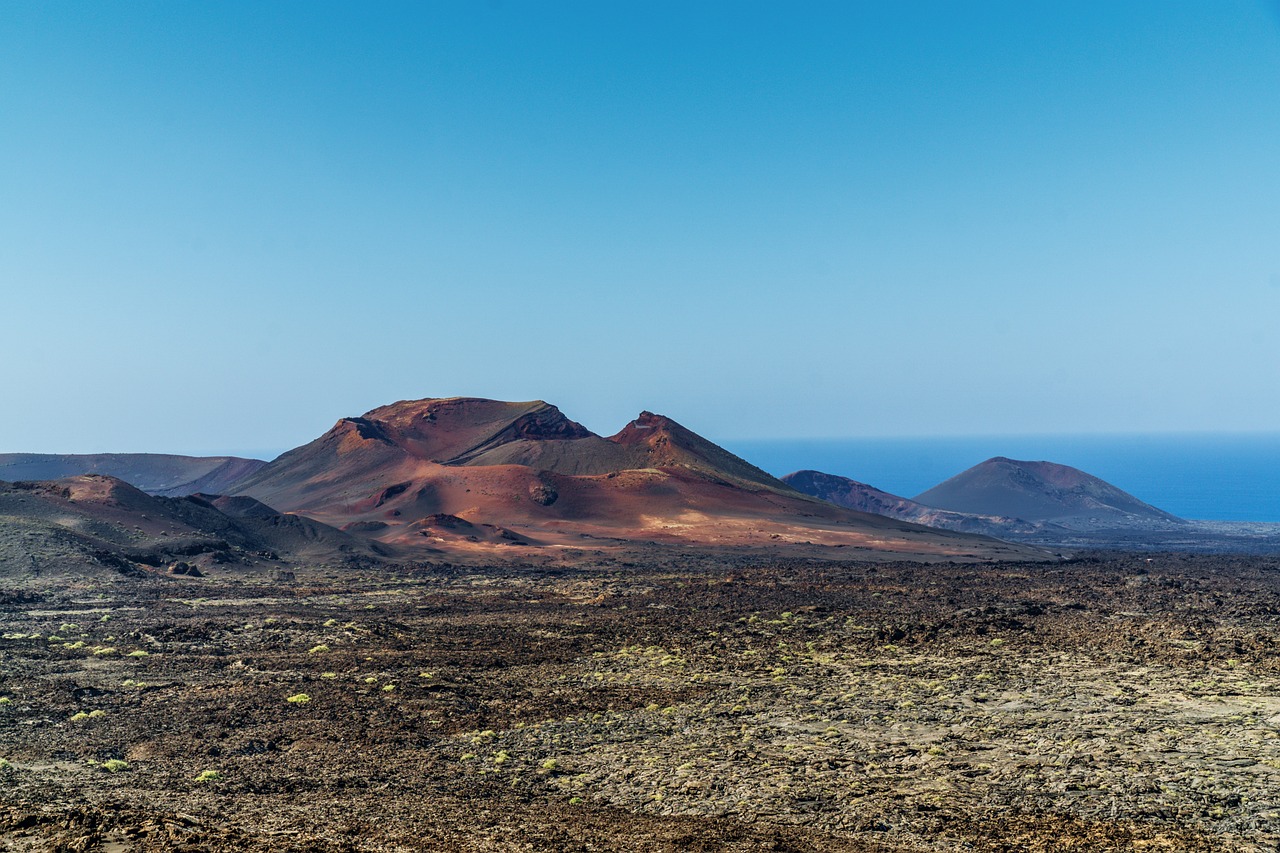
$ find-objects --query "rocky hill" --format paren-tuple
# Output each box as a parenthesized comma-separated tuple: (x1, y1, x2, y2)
(782, 470, 1055, 537)
(0, 453, 266, 496)
(229, 397, 1038, 560)
(913, 457, 1184, 530)
(0, 474, 382, 581)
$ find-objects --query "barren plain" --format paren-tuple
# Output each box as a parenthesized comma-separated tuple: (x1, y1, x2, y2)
(2, 552, 1279, 851)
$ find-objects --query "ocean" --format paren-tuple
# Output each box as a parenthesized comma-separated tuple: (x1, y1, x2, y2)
(723, 434, 1280, 523)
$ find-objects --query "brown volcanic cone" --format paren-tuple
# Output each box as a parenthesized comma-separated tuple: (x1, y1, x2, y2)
(609, 412, 791, 491)
(913, 457, 1184, 530)
(231, 397, 1042, 559)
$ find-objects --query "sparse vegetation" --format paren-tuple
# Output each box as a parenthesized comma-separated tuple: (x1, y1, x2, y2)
(0, 556, 1276, 850)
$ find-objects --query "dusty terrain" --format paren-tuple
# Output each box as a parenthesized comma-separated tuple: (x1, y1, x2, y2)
(2, 552, 1279, 851)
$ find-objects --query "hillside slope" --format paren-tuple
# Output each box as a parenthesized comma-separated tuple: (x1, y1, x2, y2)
(0, 453, 266, 496)
(913, 457, 1184, 530)
(232, 397, 1039, 560)
(0, 474, 381, 581)
(783, 470, 1054, 537)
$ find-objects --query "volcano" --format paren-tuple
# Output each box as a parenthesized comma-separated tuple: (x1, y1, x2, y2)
(230, 397, 1037, 559)
(783, 469, 1057, 537)
(912, 457, 1184, 530)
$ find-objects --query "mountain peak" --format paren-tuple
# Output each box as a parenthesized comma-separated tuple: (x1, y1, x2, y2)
(784, 469, 1055, 537)
(914, 456, 1182, 527)
(220, 395, 1031, 557)
(319, 398, 596, 464)
(609, 411, 681, 445)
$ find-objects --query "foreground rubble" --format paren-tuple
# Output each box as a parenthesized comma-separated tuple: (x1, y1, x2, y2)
(1, 553, 1277, 851)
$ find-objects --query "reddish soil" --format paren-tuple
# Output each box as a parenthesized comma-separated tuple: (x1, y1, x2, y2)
(226, 398, 1046, 561)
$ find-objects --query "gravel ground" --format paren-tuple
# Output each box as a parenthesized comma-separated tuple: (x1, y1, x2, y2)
(1, 552, 1277, 851)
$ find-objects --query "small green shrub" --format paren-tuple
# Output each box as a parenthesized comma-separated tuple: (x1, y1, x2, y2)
(101, 759, 128, 772)
(285, 693, 311, 704)
(69, 711, 90, 721)
(308, 644, 330, 654)
(195, 769, 222, 782)
(320, 672, 337, 679)
(88, 710, 107, 719)
(0, 697, 11, 705)
(381, 683, 396, 692)
(126, 650, 149, 658)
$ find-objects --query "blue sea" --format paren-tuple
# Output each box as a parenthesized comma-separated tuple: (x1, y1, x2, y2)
(723, 434, 1280, 523)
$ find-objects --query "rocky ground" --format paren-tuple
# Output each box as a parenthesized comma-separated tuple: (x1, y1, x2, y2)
(1, 553, 1279, 851)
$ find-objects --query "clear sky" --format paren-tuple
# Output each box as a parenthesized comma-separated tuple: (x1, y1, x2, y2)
(3, 1, 1279, 456)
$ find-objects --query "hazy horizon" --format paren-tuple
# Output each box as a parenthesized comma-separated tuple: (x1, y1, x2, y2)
(10, 422, 1280, 463)
(4, 2, 1279, 453)
(9, 425, 1280, 522)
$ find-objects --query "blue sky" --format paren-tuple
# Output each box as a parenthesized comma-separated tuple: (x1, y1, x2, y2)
(2, 1, 1279, 455)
